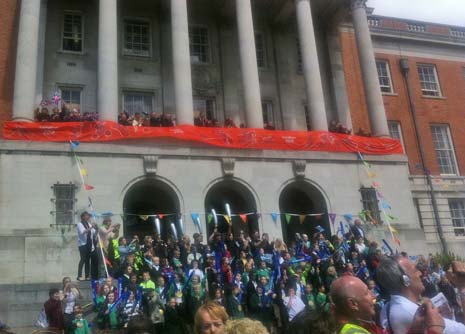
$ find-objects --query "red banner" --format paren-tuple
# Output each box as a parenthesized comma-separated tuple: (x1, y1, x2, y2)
(2, 121, 403, 154)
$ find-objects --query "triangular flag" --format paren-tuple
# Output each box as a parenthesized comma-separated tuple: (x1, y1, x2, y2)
(343, 213, 353, 221)
(285, 214, 291, 224)
(139, 215, 149, 221)
(239, 214, 247, 223)
(224, 215, 232, 225)
(191, 213, 199, 221)
(389, 225, 398, 234)
(368, 171, 376, 178)
(381, 201, 391, 210)
(299, 215, 306, 224)
(207, 213, 213, 224)
(315, 225, 325, 233)
(394, 235, 401, 246)
(387, 214, 397, 221)
(84, 183, 94, 190)
(363, 160, 371, 168)
(158, 214, 164, 219)
(70, 141, 80, 149)
(372, 181, 381, 188)
(329, 213, 337, 225)
(357, 152, 363, 161)
(80, 168, 88, 176)
(271, 213, 279, 224)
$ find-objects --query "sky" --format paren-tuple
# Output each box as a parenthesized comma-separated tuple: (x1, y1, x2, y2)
(366, 0, 465, 27)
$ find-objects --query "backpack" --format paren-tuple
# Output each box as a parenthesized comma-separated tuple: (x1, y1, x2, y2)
(35, 309, 49, 328)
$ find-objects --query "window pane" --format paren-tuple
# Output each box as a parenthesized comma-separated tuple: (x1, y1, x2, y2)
(189, 27, 210, 63)
(54, 184, 75, 225)
(62, 13, 83, 52)
(255, 33, 266, 68)
(376, 60, 393, 93)
(418, 64, 440, 96)
(360, 187, 381, 224)
(449, 199, 465, 236)
(123, 92, 154, 115)
(431, 125, 457, 175)
(124, 20, 150, 56)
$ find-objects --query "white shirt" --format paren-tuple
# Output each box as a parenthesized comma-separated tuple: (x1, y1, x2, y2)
(188, 268, 204, 280)
(381, 294, 465, 334)
(77, 221, 96, 250)
(283, 295, 305, 321)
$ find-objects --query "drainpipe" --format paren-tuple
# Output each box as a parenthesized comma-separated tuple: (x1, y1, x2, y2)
(399, 58, 447, 253)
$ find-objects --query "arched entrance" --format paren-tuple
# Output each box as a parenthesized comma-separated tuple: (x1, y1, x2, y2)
(123, 178, 180, 240)
(204, 180, 258, 238)
(279, 181, 329, 245)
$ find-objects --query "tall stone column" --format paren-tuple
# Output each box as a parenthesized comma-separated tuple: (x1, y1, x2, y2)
(171, 0, 194, 125)
(351, 0, 389, 137)
(98, 0, 118, 122)
(35, 0, 48, 106)
(295, 0, 328, 131)
(236, 0, 263, 129)
(12, 0, 42, 120)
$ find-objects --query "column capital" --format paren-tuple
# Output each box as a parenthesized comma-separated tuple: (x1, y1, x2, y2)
(350, 0, 367, 11)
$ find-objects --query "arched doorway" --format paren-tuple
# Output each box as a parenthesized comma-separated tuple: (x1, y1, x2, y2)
(279, 181, 329, 245)
(123, 178, 180, 240)
(204, 180, 258, 238)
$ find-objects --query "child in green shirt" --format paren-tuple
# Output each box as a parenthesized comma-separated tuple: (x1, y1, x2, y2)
(71, 307, 89, 334)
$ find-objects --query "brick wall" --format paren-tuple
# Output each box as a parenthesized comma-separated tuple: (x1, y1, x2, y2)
(0, 0, 18, 135)
(340, 30, 465, 177)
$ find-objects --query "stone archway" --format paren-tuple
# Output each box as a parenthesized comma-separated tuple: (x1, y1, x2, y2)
(123, 178, 180, 240)
(204, 179, 258, 238)
(279, 180, 329, 245)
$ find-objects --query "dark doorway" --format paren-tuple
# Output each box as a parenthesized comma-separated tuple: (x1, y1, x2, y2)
(279, 181, 329, 245)
(123, 179, 180, 240)
(204, 180, 258, 238)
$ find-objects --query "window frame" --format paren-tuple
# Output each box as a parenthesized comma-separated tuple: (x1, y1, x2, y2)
(376, 60, 394, 94)
(189, 25, 211, 64)
(388, 121, 405, 152)
(193, 96, 217, 121)
(59, 86, 83, 112)
(296, 37, 303, 73)
(53, 183, 76, 226)
(122, 18, 152, 58)
(61, 11, 84, 54)
(360, 187, 381, 225)
(430, 124, 459, 176)
(255, 31, 267, 69)
(448, 199, 465, 237)
(261, 100, 275, 128)
(417, 64, 442, 97)
(122, 90, 156, 116)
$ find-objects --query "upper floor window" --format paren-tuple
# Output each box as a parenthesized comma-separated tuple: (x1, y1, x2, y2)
(60, 86, 82, 112)
(62, 12, 83, 52)
(123, 91, 154, 116)
(360, 187, 381, 225)
(255, 32, 267, 68)
(296, 38, 302, 73)
(388, 121, 405, 152)
(450, 29, 465, 38)
(368, 17, 380, 27)
(53, 183, 76, 226)
(407, 23, 426, 32)
(376, 60, 394, 93)
(262, 101, 275, 130)
(124, 19, 150, 57)
(194, 97, 216, 124)
(430, 125, 458, 175)
(189, 26, 210, 64)
(417, 64, 441, 97)
(449, 199, 465, 237)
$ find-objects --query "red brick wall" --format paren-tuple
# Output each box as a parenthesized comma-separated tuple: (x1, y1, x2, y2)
(340, 30, 465, 176)
(0, 0, 19, 135)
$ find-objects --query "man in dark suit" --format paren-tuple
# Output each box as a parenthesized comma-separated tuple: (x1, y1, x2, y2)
(350, 219, 366, 241)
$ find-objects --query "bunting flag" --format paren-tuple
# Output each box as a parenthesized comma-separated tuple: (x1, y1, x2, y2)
(389, 225, 398, 234)
(158, 214, 164, 219)
(207, 213, 213, 224)
(381, 201, 391, 210)
(223, 215, 232, 225)
(139, 215, 149, 221)
(84, 183, 94, 190)
(239, 214, 247, 223)
(315, 225, 325, 233)
(285, 214, 291, 224)
(393, 233, 401, 246)
(368, 172, 376, 178)
(343, 213, 353, 221)
(299, 215, 306, 224)
(372, 181, 381, 188)
(70, 140, 80, 149)
(80, 168, 88, 176)
(271, 213, 279, 224)
(329, 213, 337, 225)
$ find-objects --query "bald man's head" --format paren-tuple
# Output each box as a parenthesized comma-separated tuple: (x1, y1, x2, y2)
(330, 276, 375, 321)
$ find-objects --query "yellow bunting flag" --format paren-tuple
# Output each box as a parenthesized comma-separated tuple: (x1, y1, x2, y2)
(389, 225, 398, 234)
(224, 215, 232, 225)
(139, 215, 149, 221)
(80, 168, 88, 176)
(299, 215, 306, 224)
(368, 172, 376, 178)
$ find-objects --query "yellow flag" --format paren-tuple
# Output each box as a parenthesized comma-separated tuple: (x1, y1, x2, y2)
(299, 215, 306, 224)
(389, 225, 398, 234)
(224, 215, 232, 225)
(80, 168, 88, 176)
(368, 172, 376, 178)
(139, 215, 149, 221)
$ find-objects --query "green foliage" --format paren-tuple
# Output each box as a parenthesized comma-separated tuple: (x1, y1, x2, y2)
(434, 251, 465, 270)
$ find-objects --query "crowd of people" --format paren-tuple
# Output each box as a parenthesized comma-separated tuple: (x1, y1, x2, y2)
(41, 211, 465, 334)
(34, 107, 98, 122)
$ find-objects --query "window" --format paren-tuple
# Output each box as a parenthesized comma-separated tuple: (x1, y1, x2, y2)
(413, 198, 424, 230)
(296, 38, 302, 72)
(304, 105, 310, 130)
(255, 32, 267, 68)
(53, 183, 76, 226)
(376, 60, 394, 93)
(60, 87, 82, 111)
(193, 97, 216, 120)
(368, 17, 380, 27)
(407, 23, 425, 32)
(261, 101, 275, 128)
(62, 12, 83, 52)
(417, 64, 441, 97)
(431, 125, 458, 175)
(189, 26, 210, 64)
(123, 20, 150, 57)
(360, 187, 381, 225)
(388, 121, 405, 152)
(123, 92, 154, 115)
(450, 29, 465, 38)
(449, 199, 465, 236)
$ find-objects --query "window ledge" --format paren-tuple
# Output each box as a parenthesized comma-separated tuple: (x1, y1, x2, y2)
(382, 92, 398, 96)
(122, 54, 157, 62)
(421, 95, 446, 100)
(57, 50, 87, 57)
(191, 62, 214, 67)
